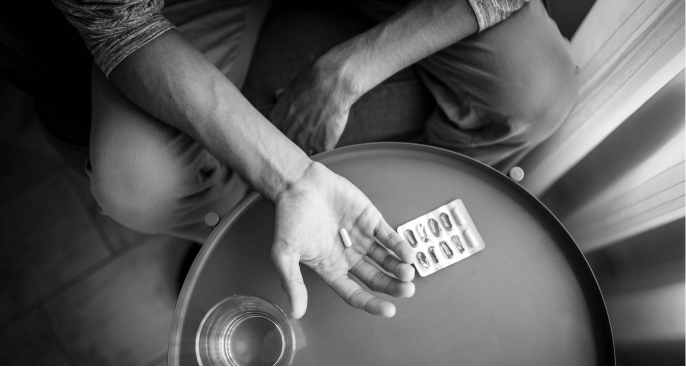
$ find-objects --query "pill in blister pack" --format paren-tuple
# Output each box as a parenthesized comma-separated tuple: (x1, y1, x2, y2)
(428, 218, 442, 236)
(451, 235, 465, 253)
(416, 252, 430, 268)
(416, 223, 429, 242)
(439, 213, 453, 230)
(397, 199, 486, 277)
(439, 241, 454, 259)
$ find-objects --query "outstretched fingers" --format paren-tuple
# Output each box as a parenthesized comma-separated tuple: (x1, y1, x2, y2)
(330, 275, 396, 317)
(350, 257, 415, 298)
(271, 244, 308, 319)
(375, 218, 415, 265)
(367, 242, 416, 282)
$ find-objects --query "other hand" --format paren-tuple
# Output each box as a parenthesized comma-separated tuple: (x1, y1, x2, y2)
(272, 161, 416, 319)
(269, 61, 358, 155)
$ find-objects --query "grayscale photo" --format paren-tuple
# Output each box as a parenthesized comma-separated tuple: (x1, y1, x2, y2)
(0, 0, 683, 365)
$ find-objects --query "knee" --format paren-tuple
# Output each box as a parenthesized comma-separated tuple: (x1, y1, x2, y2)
(88, 64, 199, 234)
(492, 0, 580, 143)
(88, 145, 186, 234)
(506, 60, 579, 144)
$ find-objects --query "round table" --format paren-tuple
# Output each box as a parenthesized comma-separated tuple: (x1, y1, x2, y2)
(169, 143, 614, 365)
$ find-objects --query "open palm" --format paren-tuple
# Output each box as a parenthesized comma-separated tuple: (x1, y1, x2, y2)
(271, 162, 416, 319)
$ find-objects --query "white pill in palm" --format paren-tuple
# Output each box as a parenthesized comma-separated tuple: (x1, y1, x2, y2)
(340, 228, 352, 248)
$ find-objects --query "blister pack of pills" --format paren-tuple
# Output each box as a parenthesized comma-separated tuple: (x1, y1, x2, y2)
(397, 199, 485, 277)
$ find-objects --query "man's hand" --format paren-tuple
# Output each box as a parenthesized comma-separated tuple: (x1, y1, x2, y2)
(103, 31, 413, 319)
(83, 0, 481, 320)
(269, 0, 479, 156)
(272, 161, 416, 319)
(269, 61, 357, 155)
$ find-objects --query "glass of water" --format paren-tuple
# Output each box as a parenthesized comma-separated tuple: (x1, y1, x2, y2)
(196, 295, 295, 366)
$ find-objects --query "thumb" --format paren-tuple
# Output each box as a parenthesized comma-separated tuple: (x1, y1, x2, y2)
(271, 243, 308, 319)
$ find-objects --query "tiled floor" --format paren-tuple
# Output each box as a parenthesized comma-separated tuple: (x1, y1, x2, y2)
(0, 80, 192, 365)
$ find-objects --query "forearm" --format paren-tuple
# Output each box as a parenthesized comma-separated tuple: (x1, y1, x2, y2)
(320, 0, 478, 102)
(110, 30, 310, 201)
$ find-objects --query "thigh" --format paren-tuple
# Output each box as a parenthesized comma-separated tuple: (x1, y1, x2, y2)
(87, 0, 270, 211)
(418, 0, 576, 129)
(354, 0, 578, 170)
(163, 0, 272, 89)
(417, 0, 578, 168)
(88, 63, 217, 212)
(88, 64, 248, 241)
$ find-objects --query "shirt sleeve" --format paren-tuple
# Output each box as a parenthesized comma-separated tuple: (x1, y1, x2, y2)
(52, 0, 176, 77)
(466, 0, 530, 32)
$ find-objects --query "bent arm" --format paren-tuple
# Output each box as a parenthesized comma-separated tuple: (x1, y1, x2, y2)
(110, 29, 311, 200)
(54, 1, 418, 320)
(320, 0, 528, 103)
(53, 0, 310, 200)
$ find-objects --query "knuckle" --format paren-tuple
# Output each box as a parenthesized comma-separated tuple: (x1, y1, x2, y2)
(382, 255, 395, 271)
(350, 261, 363, 275)
(281, 277, 304, 292)
(370, 272, 386, 291)
(369, 243, 381, 258)
(347, 288, 365, 306)
(384, 231, 395, 247)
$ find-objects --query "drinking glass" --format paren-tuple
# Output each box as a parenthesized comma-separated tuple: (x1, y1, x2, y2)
(196, 295, 295, 366)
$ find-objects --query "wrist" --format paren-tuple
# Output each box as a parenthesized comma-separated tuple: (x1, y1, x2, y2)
(314, 49, 368, 109)
(269, 154, 314, 202)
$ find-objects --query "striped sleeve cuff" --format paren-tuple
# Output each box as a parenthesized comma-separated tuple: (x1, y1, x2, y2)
(466, 0, 530, 32)
(94, 15, 175, 77)
(52, 0, 176, 78)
